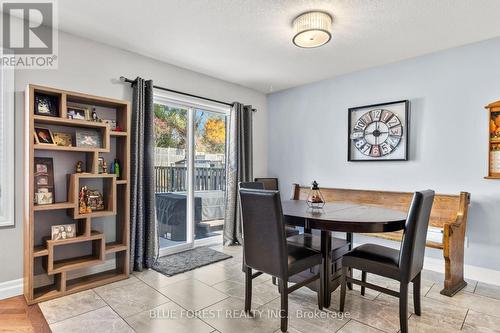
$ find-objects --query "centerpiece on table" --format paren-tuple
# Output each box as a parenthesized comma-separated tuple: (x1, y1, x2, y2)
(306, 180, 325, 211)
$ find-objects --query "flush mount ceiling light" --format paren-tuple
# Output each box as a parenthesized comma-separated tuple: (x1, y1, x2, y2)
(292, 11, 332, 48)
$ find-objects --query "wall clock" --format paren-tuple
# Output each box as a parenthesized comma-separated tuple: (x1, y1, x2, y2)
(348, 100, 409, 161)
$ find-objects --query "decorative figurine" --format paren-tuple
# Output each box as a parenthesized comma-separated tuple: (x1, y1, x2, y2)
(76, 161, 83, 173)
(113, 158, 120, 179)
(78, 186, 93, 214)
(102, 160, 107, 174)
(91, 107, 98, 122)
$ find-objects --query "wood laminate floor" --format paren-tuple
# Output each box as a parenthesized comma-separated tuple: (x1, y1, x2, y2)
(0, 296, 51, 333)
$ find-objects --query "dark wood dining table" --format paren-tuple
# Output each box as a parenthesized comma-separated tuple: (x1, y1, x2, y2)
(282, 200, 408, 308)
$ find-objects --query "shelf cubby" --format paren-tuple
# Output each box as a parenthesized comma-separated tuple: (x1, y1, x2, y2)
(25, 84, 130, 304)
(69, 173, 117, 219)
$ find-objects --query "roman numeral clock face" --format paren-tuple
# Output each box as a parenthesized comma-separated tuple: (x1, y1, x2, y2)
(348, 101, 408, 161)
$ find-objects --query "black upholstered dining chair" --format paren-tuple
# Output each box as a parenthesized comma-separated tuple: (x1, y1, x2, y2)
(254, 177, 279, 190)
(339, 190, 435, 333)
(240, 181, 299, 237)
(239, 188, 324, 333)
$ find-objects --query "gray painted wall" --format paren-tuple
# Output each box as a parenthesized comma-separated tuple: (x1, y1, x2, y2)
(0, 30, 267, 283)
(268, 37, 500, 271)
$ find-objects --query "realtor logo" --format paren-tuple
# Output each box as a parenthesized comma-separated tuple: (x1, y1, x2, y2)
(1, 1, 58, 68)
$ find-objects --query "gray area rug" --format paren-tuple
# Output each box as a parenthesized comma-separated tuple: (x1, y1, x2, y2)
(153, 247, 232, 276)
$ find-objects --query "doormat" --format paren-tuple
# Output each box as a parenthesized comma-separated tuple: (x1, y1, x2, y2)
(153, 246, 232, 276)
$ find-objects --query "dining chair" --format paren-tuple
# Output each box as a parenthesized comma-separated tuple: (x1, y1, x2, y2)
(339, 190, 435, 333)
(254, 177, 279, 190)
(239, 188, 324, 333)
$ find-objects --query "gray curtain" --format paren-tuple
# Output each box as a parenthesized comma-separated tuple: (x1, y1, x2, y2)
(223, 103, 254, 245)
(130, 77, 158, 271)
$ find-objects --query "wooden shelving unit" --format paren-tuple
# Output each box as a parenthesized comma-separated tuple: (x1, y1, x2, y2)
(24, 84, 131, 304)
(486, 101, 500, 179)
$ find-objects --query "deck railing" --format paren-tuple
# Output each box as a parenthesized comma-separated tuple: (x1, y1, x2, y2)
(155, 166, 226, 192)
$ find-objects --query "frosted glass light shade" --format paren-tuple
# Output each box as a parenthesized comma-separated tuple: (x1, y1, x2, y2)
(292, 11, 332, 48)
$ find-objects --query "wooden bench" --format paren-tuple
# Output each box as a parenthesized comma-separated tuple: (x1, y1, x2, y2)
(291, 184, 471, 297)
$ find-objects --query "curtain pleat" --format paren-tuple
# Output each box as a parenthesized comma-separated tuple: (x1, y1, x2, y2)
(223, 102, 254, 245)
(130, 77, 158, 271)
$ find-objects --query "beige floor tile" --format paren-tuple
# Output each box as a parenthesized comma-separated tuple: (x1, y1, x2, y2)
(396, 296, 467, 329)
(50, 306, 134, 333)
(330, 292, 404, 333)
(190, 263, 243, 286)
(337, 320, 385, 333)
(39, 289, 106, 324)
(200, 297, 280, 333)
(125, 302, 214, 333)
(462, 310, 500, 333)
(474, 282, 500, 301)
(95, 280, 170, 317)
(407, 315, 462, 333)
(133, 269, 193, 289)
(159, 279, 228, 311)
(273, 326, 302, 333)
(93, 275, 141, 293)
(212, 279, 280, 306)
(426, 284, 500, 318)
(264, 296, 348, 333)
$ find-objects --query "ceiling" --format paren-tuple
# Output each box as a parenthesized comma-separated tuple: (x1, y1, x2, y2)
(57, 0, 500, 93)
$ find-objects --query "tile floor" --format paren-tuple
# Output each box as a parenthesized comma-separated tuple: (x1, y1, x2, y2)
(38, 245, 500, 333)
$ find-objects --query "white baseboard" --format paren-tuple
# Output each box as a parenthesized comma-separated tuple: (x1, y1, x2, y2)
(0, 278, 23, 300)
(424, 256, 500, 286)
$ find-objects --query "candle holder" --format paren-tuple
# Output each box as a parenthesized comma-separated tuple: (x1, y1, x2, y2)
(306, 180, 325, 211)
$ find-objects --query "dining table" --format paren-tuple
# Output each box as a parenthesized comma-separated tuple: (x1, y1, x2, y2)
(282, 200, 408, 308)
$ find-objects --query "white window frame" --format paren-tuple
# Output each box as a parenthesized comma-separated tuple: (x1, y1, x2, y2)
(153, 89, 230, 256)
(0, 48, 15, 227)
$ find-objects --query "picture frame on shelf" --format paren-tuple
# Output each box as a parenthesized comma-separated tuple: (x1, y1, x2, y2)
(34, 127, 55, 145)
(67, 106, 89, 121)
(348, 100, 410, 162)
(53, 132, 72, 146)
(34, 157, 55, 205)
(35, 189, 53, 205)
(51, 224, 76, 241)
(75, 129, 102, 148)
(34, 93, 59, 117)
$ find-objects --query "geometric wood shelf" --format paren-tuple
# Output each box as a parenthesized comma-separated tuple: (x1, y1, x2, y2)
(24, 84, 131, 304)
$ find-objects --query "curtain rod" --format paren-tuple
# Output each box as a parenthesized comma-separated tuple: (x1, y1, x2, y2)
(120, 76, 256, 111)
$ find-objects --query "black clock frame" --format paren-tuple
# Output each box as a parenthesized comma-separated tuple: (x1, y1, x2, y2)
(347, 100, 410, 162)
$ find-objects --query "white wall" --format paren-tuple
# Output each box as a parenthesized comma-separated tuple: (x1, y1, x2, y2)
(0, 30, 267, 284)
(268, 37, 500, 271)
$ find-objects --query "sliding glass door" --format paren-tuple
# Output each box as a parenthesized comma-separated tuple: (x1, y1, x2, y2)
(154, 92, 228, 255)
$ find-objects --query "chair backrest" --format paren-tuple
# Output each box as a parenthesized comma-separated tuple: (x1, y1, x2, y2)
(240, 182, 265, 190)
(399, 190, 435, 282)
(239, 188, 287, 278)
(254, 178, 279, 190)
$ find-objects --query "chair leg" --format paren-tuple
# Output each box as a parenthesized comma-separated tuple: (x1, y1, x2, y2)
(318, 263, 324, 310)
(339, 266, 348, 312)
(399, 282, 409, 333)
(413, 272, 422, 316)
(347, 267, 353, 290)
(245, 266, 252, 313)
(361, 271, 367, 296)
(278, 279, 288, 332)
